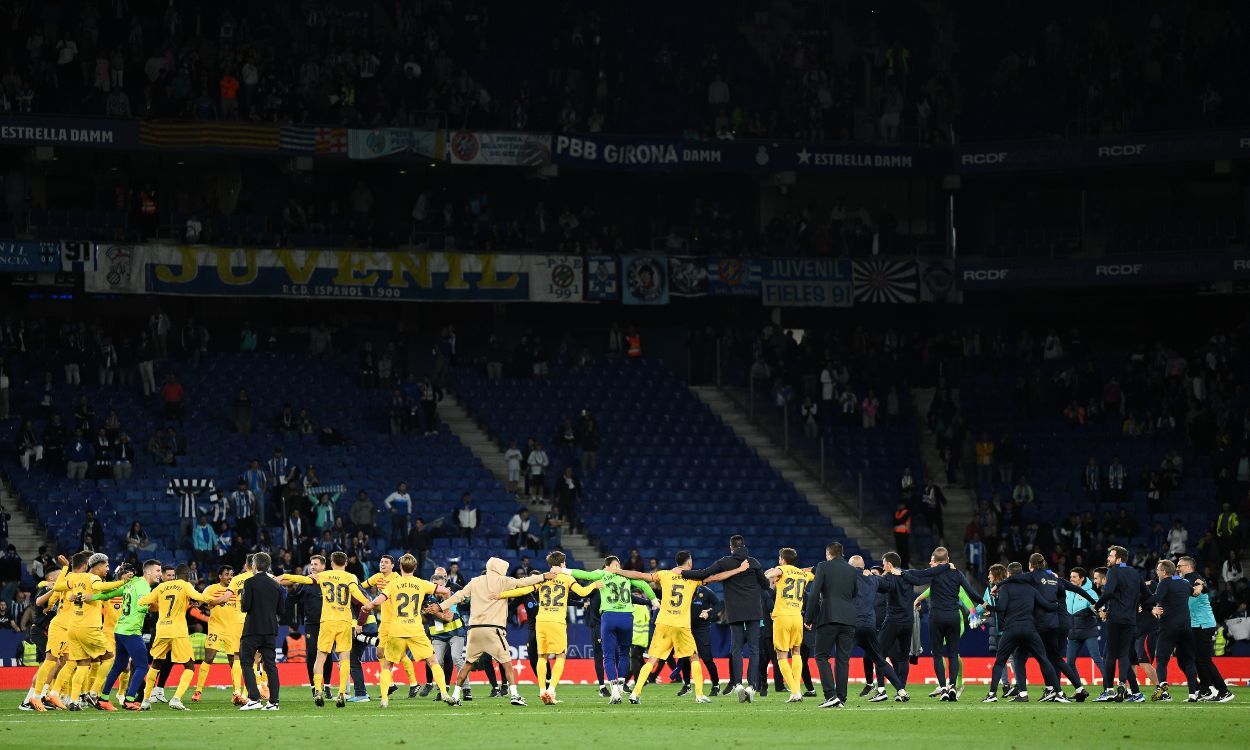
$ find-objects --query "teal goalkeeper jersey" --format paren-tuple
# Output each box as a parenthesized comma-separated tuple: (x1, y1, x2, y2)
(568, 569, 655, 613)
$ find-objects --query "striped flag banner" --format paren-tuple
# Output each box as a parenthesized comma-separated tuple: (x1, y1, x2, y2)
(140, 122, 280, 150)
(279, 125, 317, 151)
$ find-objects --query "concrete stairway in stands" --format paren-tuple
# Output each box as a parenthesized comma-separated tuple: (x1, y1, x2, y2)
(439, 396, 604, 566)
(690, 385, 892, 559)
(912, 386, 976, 565)
(1, 478, 50, 560)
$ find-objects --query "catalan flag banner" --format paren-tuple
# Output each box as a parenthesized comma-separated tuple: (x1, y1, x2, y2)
(140, 121, 280, 151)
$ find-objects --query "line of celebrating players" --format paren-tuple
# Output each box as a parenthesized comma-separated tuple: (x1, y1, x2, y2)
(16, 541, 1237, 712)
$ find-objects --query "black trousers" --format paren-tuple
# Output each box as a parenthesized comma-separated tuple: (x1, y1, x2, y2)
(629, 645, 645, 683)
(303, 626, 334, 687)
(814, 622, 855, 702)
(1153, 624, 1198, 688)
(679, 632, 720, 687)
(992, 628, 1055, 693)
(800, 641, 814, 690)
(240, 634, 279, 704)
(1018, 627, 1080, 690)
(1191, 627, 1226, 694)
(757, 629, 783, 690)
(350, 634, 367, 696)
(877, 620, 912, 688)
(929, 611, 963, 688)
(855, 625, 902, 690)
(591, 630, 605, 685)
(729, 619, 761, 686)
(1102, 622, 1139, 692)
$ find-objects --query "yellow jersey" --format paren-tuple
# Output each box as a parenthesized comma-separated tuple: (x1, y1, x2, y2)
(313, 569, 368, 624)
(56, 571, 105, 629)
(102, 594, 123, 631)
(203, 583, 238, 632)
(380, 576, 436, 638)
(227, 571, 253, 628)
(772, 565, 814, 618)
(500, 573, 594, 623)
(365, 571, 396, 591)
(139, 579, 213, 639)
(655, 569, 701, 629)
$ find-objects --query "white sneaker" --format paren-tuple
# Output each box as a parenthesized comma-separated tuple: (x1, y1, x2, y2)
(786, 693, 804, 703)
(695, 695, 711, 704)
(139, 700, 151, 711)
(151, 687, 167, 703)
(744, 685, 756, 703)
(168, 697, 187, 711)
(262, 702, 280, 711)
(609, 682, 622, 704)
(240, 700, 264, 711)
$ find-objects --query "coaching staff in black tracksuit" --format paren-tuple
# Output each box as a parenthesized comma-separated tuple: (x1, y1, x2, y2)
(1143, 559, 1199, 702)
(1003, 553, 1097, 700)
(900, 547, 982, 701)
(1092, 545, 1151, 702)
(982, 563, 1059, 702)
(876, 552, 917, 696)
(848, 555, 904, 702)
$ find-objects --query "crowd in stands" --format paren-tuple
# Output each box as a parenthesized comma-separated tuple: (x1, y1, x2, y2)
(5, 2, 1246, 142)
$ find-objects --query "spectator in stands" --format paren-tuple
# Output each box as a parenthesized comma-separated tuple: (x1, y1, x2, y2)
(349, 491, 376, 537)
(1011, 476, 1035, 506)
(456, 492, 479, 541)
(112, 433, 134, 480)
(267, 448, 294, 522)
(861, 390, 879, 428)
(232, 388, 252, 434)
(1223, 551, 1244, 585)
(1166, 519, 1189, 559)
(893, 499, 911, 567)
(899, 467, 916, 503)
(28, 547, 52, 581)
(920, 478, 947, 545)
(276, 404, 297, 437)
(801, 397, 819, 438)
(193, 515, 217, 568)
(554, 467, 581, 525)
(1215, 502, 1240, 562)
(527, 441, 549, 500)
(17, 418, 41, 472)
(624, 549, 646, 572)
(965, 532, 986, 577)
(383, 481, 412, 547)
(503, 440, 523, 494)
(1146, 471, 1166, 515)
(974, 433, 995, 487)
(284, 509, 308, 565)
(73, 396, 96, 434)
(65, 429, 92, 480)
(541, 507, 567, 549)
(137, 331, 156, 396)
(161, 373, 185, 421)
(406, 518, 432, 574)
(578, 412, 601, 472)
(358, 342, 377, 388)
(126, 522, 156, 553)
(1082, 457, 1101, 505)
(507, 508, 540, 552)
(80, 509, 104, 551)
(1107, 456, 1126, 503)
(994, 433, 1015, 487)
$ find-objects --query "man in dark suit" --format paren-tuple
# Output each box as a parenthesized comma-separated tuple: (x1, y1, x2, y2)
(804, 542, 858, 708)
(683, 534, 770, 702)
(240, 551, 284, 710)
(1092, 544, 1150, 702)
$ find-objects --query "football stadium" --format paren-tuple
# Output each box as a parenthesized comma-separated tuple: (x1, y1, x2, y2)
(0, 1, 1249, 747)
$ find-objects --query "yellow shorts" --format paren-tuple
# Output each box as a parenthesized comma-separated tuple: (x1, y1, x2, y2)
(535, 621, 568, 655)
(317, 621, 353, 653)
(384, 635, 432, 664)
(206, 630, 239, 655)
(647, 624, 696, 660)
(150, 637, 193, 664)
(772, 616, 804, 651)
(47, 620, 71, 659)
(67, 626, 109, 661)
(378, 622, 389, 643)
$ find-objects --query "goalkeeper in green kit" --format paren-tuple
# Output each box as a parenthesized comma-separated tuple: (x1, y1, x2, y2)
(567, 556, 658, 704)
(87, 559, 163, 710)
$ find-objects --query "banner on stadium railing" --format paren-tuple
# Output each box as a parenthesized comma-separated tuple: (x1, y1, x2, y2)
(447, 131, 551, 166)
(761, 258, 852, 307)
(956, 252, 1250, 290)
(620, 255, 670, 305)
(918, 259, 962, 303)
(85, 246, 534, 302)
(585, 256, 619, 301)
(958, 129, 1250, 174)
(140, 121, 280, 150)
(347, 128, 443, 160)
(852, 259, 919, 304)
(707, 257, 762, 297)
(0, 115, 139, 149)
(668, 256, 707, 297)
(527, 254, 584, 302)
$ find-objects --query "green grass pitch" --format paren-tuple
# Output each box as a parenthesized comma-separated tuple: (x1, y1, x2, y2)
(1, 686, 1247, 749)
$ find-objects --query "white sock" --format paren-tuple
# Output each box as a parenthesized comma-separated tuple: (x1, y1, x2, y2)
(452, 686, 461, 699)
(24, 688, 34, 702)
(509, 685, 519, 698)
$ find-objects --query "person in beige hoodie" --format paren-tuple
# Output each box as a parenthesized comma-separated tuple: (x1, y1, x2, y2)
(434, 556, 555, 705)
